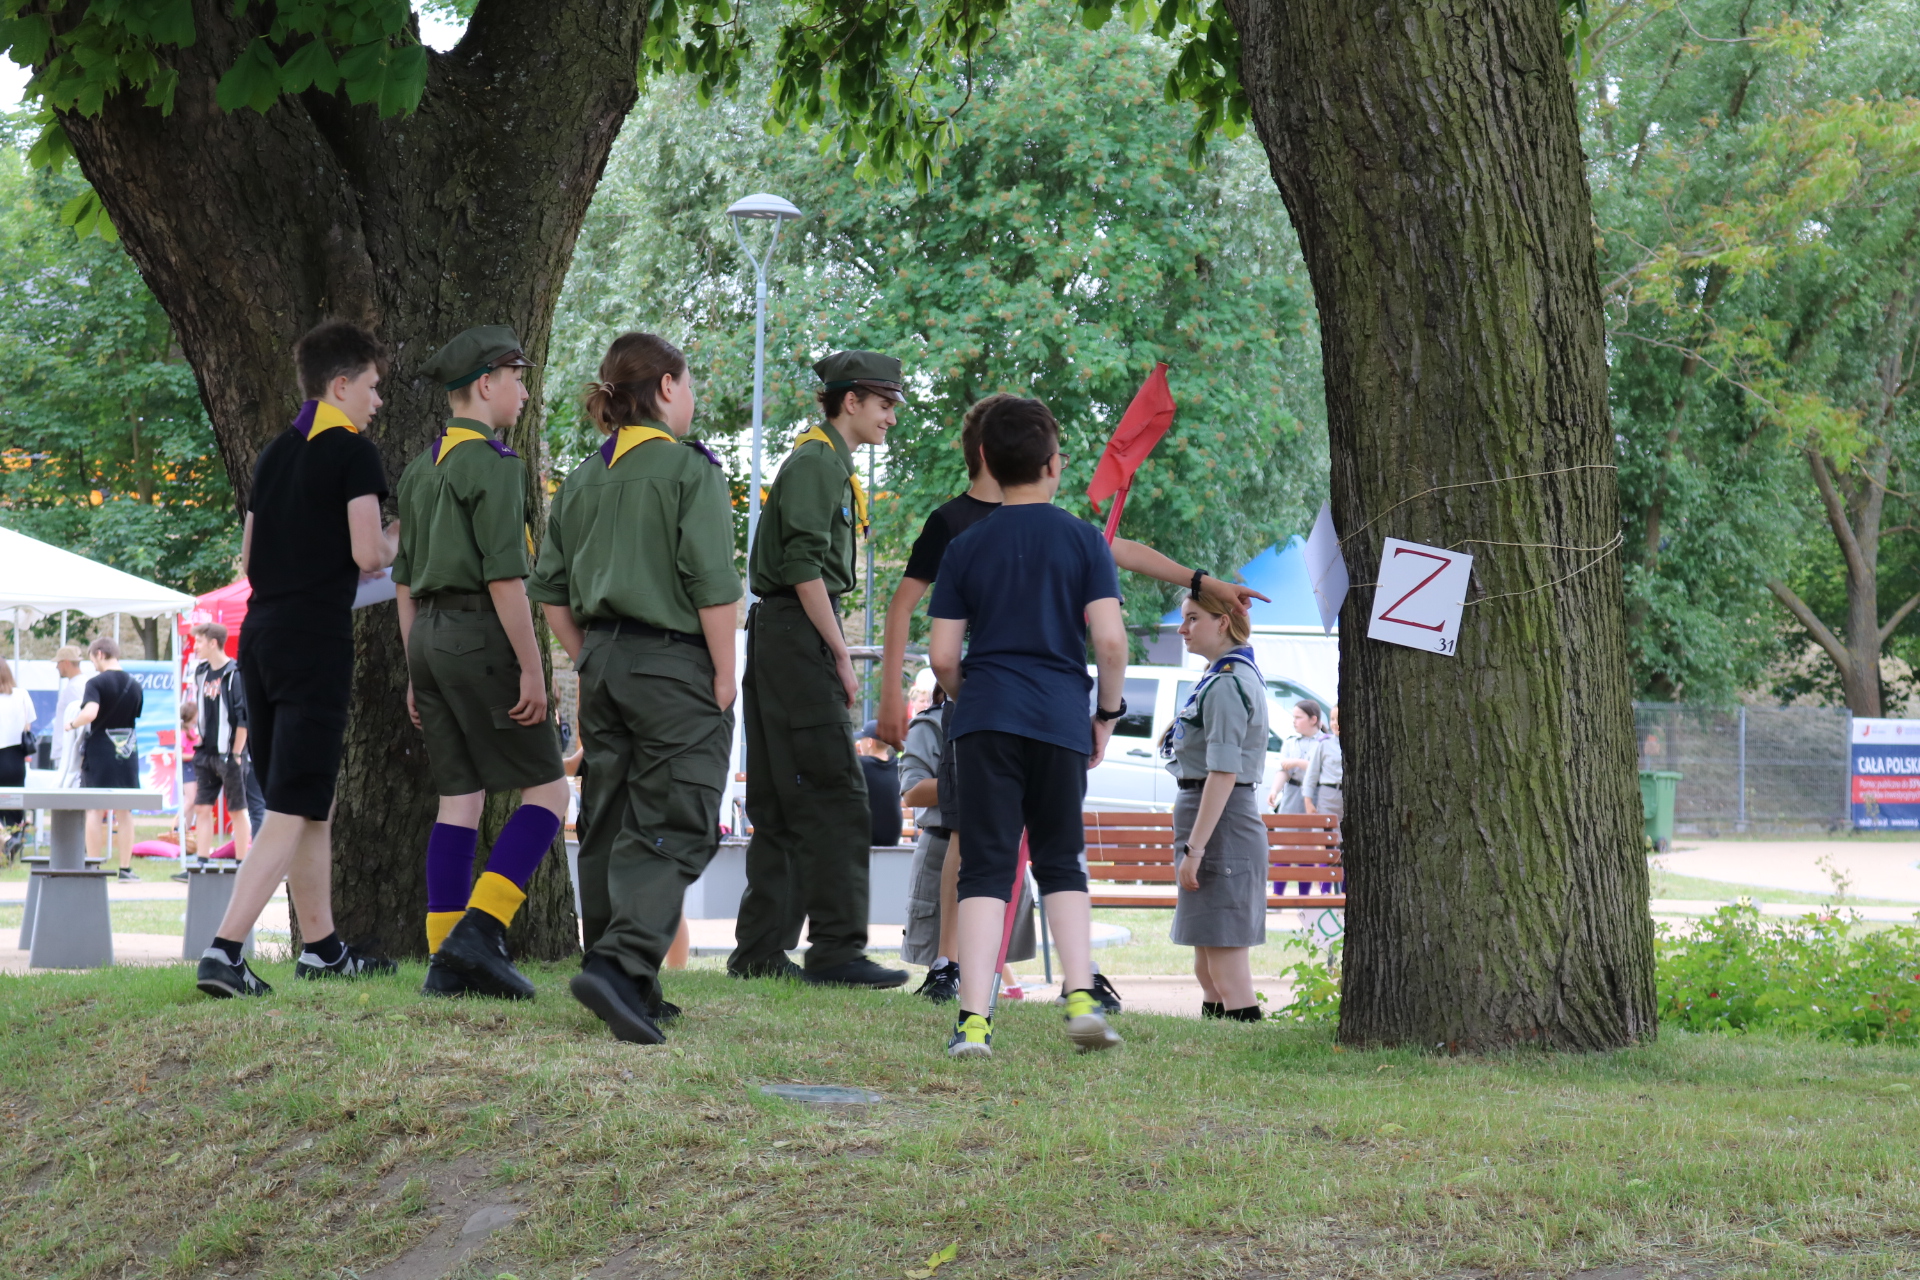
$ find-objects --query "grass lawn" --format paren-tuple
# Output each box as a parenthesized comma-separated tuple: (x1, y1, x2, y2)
(1647, 865, 1920, 909)
(4, 965, 1920, 1279)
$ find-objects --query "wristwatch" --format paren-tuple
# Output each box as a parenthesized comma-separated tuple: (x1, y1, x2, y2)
(1093, 699, 1127, 722)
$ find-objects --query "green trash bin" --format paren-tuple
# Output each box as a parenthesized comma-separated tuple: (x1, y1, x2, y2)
(1639, 770, 1682, 851)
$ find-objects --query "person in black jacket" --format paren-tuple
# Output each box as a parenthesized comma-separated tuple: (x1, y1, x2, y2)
(67, 637, 144, 879)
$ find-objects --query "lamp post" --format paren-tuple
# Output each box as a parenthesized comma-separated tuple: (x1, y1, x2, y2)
(726, 193, 803, 584)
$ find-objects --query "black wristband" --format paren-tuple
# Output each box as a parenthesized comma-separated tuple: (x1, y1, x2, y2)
(1190, 568, 1205, 598)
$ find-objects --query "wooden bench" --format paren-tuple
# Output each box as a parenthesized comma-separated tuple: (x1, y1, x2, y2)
(1083, 810, 1344, 910)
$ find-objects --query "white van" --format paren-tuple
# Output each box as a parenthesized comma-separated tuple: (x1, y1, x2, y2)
(1085, 664, 1330, 811)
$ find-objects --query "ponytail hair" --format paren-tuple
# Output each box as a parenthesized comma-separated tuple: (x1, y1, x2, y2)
(584, 332, 688, 434)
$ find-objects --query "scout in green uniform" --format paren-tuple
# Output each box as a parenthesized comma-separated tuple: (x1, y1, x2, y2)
(393, 326, 568, 1001)
(725, 351, 910, 989)
(529, 331, 742, 1044)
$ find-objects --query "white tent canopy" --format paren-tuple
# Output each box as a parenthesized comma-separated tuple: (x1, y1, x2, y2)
(0, 525, 196, 625)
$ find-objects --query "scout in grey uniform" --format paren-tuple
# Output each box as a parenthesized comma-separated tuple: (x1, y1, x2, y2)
(394, 326, 568, 1001)
(530, 331, 742, 1044)
(725, 351, 910, 989)
(1162, 593, 1272, 1022)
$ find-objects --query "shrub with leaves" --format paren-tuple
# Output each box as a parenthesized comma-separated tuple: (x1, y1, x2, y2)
(1658, 904, 1920, 1045)
(1270, 936, 1342, 1025)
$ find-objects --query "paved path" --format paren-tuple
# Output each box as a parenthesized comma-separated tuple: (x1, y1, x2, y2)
(1659, 840, 1920, 901)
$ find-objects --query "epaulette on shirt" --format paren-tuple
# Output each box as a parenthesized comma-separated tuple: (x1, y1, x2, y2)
(432, 429, 518, 464)
(684, 439, 724, 467)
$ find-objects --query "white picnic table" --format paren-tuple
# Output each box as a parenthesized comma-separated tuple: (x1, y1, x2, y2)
(2, 786, 165, 969)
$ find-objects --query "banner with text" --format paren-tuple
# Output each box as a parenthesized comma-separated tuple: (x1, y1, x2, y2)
(1850, 717, 1920, 829)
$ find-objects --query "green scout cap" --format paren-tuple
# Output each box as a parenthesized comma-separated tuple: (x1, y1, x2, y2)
(422, 325, 536, 391)
(813, 350, 908, 405)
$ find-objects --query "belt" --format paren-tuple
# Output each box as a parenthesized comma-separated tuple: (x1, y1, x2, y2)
(758, 586, 843, 605)
(1175, 779, 1255, 791)
(586, 617, 705, 647)
(418, 591, 495, 612)
(1318, 783, 1342, 790)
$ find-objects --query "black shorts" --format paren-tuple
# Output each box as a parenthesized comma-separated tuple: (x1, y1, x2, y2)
(952, 729, 1089, 901)
(192, 751, 247, 809)
(239, 626, 354, 821)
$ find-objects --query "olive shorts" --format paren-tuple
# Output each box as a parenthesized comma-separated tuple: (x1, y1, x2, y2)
(408, 605, 563, 796)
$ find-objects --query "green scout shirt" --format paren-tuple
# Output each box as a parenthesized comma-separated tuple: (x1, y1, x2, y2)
(527, 424, 742, 634)
(748, 426, 860, 596)
(391, 418, 530, 595)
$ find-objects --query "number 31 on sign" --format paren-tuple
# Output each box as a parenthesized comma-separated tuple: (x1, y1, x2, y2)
(1365, 538, 1472, 657)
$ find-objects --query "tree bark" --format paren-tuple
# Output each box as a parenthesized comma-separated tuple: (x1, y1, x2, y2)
(1224, 0, 1656, 1049)
(54, 0, 645, 957)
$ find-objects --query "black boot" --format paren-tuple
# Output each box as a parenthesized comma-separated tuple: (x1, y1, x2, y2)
(1201, 1001, 1225, 1019)
(1226, 1004, 1265, 1022)
(800, 956, 909, 988)
(436, 909, 536, 1000)
(421, 954, 470, 998)
(570, 953, 664, 1044)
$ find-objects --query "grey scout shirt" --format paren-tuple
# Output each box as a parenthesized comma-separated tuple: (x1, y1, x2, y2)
(899, 706, 946, 830)
(1166, 657, 1269, 784)
(1304, 733, 1344, 791)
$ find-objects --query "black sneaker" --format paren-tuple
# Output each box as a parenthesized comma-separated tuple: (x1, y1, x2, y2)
(117, 867, 137, 881)
(294, 944, 398, 981)
(1091, 972, 1123, 1014)
(421, 955, 469, 998)
(168, 869, 189, 884)
(570, 954, 664, 1044)
(915, 960, 961, 1004)
(649, 998, 682, 1023)
(434, 909, 535, 1000)
(197, 950, 272, 998)
(728, 956, 804, 980)
(801, 956, 910, 989)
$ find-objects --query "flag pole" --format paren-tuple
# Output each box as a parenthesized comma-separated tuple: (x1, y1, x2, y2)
(1100, 480, 1130, 546)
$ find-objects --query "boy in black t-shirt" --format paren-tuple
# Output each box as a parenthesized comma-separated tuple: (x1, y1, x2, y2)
(67, 637, 143, 878)
(196, 321, 402, 999)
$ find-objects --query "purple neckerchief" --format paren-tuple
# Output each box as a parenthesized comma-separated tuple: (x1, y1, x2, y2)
(432, 430, 518, 462)
(598, 431, 724, 468)
(291, 399, 319, 438)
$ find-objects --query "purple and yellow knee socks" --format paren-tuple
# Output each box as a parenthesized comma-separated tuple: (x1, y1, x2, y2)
(424, 806, 564, 952)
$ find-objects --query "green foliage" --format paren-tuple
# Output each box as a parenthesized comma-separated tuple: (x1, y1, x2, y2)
(1588, 0, 1920, 699)
(0, 138, 240, 595)
(1659, 904, 1920, 1045)
(0, 0, 426, 139)
(550, 3, 1327, 632)
(1271, 935, 1342, 1025)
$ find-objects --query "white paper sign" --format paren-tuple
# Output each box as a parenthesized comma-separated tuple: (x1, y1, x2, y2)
(1365, 538, 1471, 656)
(352, 567, 396, 609)
(1304, 501, 1349, 635)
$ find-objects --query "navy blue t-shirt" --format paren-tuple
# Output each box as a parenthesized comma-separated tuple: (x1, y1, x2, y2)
(929, 502, 1121, 754)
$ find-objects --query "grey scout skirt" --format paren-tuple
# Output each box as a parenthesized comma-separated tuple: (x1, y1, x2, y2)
(1170, 783, 1269, 948)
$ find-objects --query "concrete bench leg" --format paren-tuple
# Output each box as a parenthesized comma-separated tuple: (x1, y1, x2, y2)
(28, 872, 115, 969)
(19, 871, 40, 951)
(182, 868, 253, 961)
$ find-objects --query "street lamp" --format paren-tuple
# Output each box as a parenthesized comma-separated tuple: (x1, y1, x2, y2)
(727, 193, 803, 582)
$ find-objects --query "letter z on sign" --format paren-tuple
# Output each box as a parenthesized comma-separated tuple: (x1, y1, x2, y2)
(1365, 539, 1472, 657)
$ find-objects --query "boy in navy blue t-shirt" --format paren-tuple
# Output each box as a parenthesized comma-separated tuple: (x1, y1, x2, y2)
(928, 396, 1130, 1058)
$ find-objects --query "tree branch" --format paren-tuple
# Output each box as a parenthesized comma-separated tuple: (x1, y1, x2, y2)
(1807, 448, 1874, 589)
(1767, 577, 1854, 686)
(1881, 589, 1920, 644)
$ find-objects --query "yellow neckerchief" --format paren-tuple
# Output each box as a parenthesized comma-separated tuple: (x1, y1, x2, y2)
(305, 401, 358, 440)
(607, 424, 675, 466)
(433, 423, 492, 465)
(794, 425, 868, 533)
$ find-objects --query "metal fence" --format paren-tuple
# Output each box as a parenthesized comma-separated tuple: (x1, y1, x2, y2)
(1633, 702, 1851, 834)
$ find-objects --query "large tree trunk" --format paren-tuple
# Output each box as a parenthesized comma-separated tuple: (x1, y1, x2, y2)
(55, 0, 645, 958)
(1225, 0, 1657, 1049)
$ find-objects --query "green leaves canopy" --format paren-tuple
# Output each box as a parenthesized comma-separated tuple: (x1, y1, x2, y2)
(548, 3, 1325, 634)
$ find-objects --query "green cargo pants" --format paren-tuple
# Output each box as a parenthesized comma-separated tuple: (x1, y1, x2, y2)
(575, 627, 733, 1005)
(727, 595, 871, 974)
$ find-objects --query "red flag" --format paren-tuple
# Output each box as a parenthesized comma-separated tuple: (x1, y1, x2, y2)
(1087, 363, 1175, 518)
